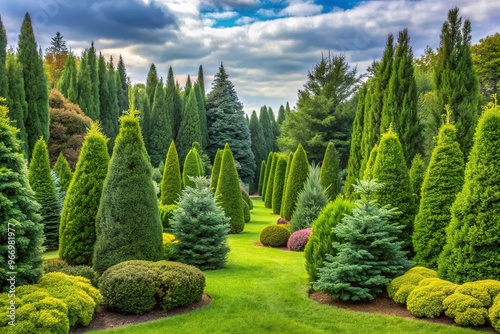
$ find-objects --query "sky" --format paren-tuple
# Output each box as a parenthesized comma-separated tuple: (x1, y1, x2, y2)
(1, 0, 499, 114)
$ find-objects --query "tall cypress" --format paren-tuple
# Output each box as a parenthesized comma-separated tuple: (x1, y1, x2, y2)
(210, 148, 223, 191)
(77, 51, 95, 119)
(249, 110, 267, 194)
(194, 82, 208, 148)
(277, 104, 286, 125)
(0, 15, 7, 98)
(160, 140, 182, 205)
(280, 152, 294, 217)
(145, 63, 158, 107)
(18, 13, 49, 157)
(264, 153, 278, 208)
(258, 160, 266, 196)
(319, 142, 341, 200)
(408, 153, 425, 206)
(97, 52, 111, 138)
(101, 57, 120, 152)
(116, 55, 128, 112)
(149, 79, 172, 166)
(281, 144, 310, 221)
(87, 42, 100, 120)
(261, 152, 273, 201)
(375, 34, 394, 141)
(259, 106, 274, 153)
(57, 53, 78, 103)
(271, 155, 287, 214)
(166, 67, 182, 139)
(197, 65, 205, 96)
(363, 144, 379, 180)
(359, 81, 375, 175)
(183, 75, 192, 108)
(176, 89, 202, 164)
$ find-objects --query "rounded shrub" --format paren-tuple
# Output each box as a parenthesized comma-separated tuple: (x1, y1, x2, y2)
(260, 225, 290, 247)
(287, 228, 311, 251)
(406, 277, 458, 318)
(159, 204, 178, 230)
(490, 294, 500, 332)
(243, 200, 251, 223)
(277, 217, 288, 224)
(387, 266, 438, 304)
(42, 259, 99, 287)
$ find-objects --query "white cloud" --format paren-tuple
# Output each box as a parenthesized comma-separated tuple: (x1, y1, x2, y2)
(236, 16, 256, 25)
(279, 0, 323, 17)
(205, 10, 239, 19)
(257, 8, 278, 17)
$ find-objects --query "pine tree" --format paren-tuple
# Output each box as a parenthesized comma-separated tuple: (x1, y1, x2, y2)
(57, 53, 78, 103)
(0, 104, 44, 290)
(59, 122, 109, 265)
(249, 110, 267, 194)
(216, 143, 245, 234)
(282, 144, 310, 220)
(363, 144, 378, 180)
(413, 123, 463, 270)
(257, 160, 266, 196)
(280, 152, 294, 217)
(408, 154, 425, 206)
(53, 152, 72, 193)
(314, 180, 413, 301)
(149, 79, 172, 166)
(264, 153, 278, 208)
(372, 130, 416, 255)
(272, 155, 287, 214)
(166, 67, 182, 139)
(93, 105, 163, 274)
(172, 177, 230, 270)
(182, 148, 202, 188)
(261, 152, 273, 201)
(438, 102, 500, 283)
(18, 13, 49, 157)
(210, 149, 223, 191)
(177, 89, 202, 163)
(160, 140, 181, 205)
(116, 55, 128, 112)
(259, 105, 274, 153)
(320, 142, 341, 200)
(29, 138, 60, 248)
(0, 16, 7, 98)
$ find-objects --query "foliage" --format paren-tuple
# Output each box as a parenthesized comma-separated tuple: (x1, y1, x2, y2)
(243, 200, 250, 223)
(280, 152, 294, 217)
(319, 142, 341, 200)
(264, 153, 278, 208)
(210, 148, 222, 190)
(182, 148, 202, 188)
(77, 49, 98, 120)
(159, 204, 178, 230)
(408, 154, 425, 206)
(363, 144, 378, 180)
(53, 152, 72, 193)
(59, 123, 109, 265)
(249, 110, 267, 193)
(471, 33, 500, 103)
(287, 228, 311, 252)
(314, 180, 413, 301)
(304, 196, 355, 283)
(406, 277, 458, 318)
(258, 160, 266, 196)
(387, 266, 438, 304)
(241, 186, 253, 210)
(259, 105, 275, 154)
(160, 141, 182, 205)
(162, 233, 178, 260)
(149, 79, 173, 167)
(101, 57, 120, 152)
(260, 225, 290, 247)
(261, 152, 273, 201)
(42, 259, 98, 287)
(271, 155, 287, 214)
(490, 294, 500, 332)
(282, 144, 309, 220)
(177, 89, 202, 164)
(57, 53, 78, 104)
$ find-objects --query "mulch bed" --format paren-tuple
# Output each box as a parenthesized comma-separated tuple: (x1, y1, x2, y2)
(70, 294, 211, 333)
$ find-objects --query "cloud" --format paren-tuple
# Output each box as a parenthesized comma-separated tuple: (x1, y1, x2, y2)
(279, 0, 323, 17)
(204, 10, 239, 19)
(236, 16, 256, 25)
(201, 0, 260, 10)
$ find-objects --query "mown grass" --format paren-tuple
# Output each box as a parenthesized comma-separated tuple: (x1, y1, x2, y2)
(41, 249, 58, 260)
(90, 198, 475, 334)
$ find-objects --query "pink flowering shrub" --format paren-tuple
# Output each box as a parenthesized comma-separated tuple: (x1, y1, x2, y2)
(287, 228, 312, 251)
(277, 217, 289, 224)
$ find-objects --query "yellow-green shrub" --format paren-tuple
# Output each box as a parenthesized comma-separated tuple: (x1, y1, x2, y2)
(162, 233, 178, 260)
(406, 278, 458, 318)
(489, 294, 500, 332)
(387, 266, 437, 304)
(159, 204, 178, 229)
(260, 225, 290, 247)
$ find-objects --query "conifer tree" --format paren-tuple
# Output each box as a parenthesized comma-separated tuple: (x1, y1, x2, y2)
(272, 155, 287, 214)
(210, 148, 223, 191)
(166, 67, 182, 138)
(280, 152, 294, 217)
(277, 104, 286, 125)
(87, 42, 100, 120)
(372, 130, 416, 254)
(182, 148, 202, 188)
(0, 16, 7, 98)
(264, 153, 278, 208)
(216, 143, 245, 234)
(197, 65, 205, 96)
(249, 110, 267, 193)
(320, 142, 341, 200)
(93, 104, 163, 274)
(258, 160, 266, 196)
(97, 52, 112, 138)
(53, 152, 72, 193)
(259, 106, 274, 153)
(59, 123, 109, 265)
(29, 138, 60, 248)
(359, 81, 375, 175)
(408, 154, 425, 206)
(116, 55, 128, 112)
(145, 63, 158, 107)
(0, 103, 44, 290)
(282, 144, 309, 220)
(18, 13, 49, 156)
(413, 124, 463, 270)
(268, 107, 280, 149)
(101, 57, 120, 152)
(77, 51, 96, 119)
(438, 102, 500, 283)
(149, 79, 173, 166)
(374, 34, 394, 143)
(183, 75, 192, 108)
(177, 89, 202, 163)
(261, 152, 273, 201)
(57, 53, 78, 103)
(194, 82, 208, 148)
(363, 144, 378, 180)
(160, 140, 181, 205)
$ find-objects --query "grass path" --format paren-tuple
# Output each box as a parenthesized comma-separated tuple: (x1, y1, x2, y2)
(89, 198, 475, 334)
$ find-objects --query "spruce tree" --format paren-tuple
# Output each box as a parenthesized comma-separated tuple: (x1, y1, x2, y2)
(249, 110, 267, 194)
(160, 140, 182, 205)
(280, 152, 294, 217)
(57, 53, 78, 103)
(29, 138, 60, 249)
(59, 122, 109, 265)
(314, 180, 413, 301)
(372, 130, 416, 255)
(438, 102, 500, 283)
(182, 148, 202, 188)
(18, 13, 49, 157)
(264, 153, 278, 208)
(0, 16, 7, 98)
(408, 154, 425, 206)
(216, 143, 245, 234)
(0, 104, 44, 290)
(363, 144, 379, 180)
(259, 105, 274, 153)
(271, 155, 287, 214)
(261, 152, 273, 201)
(93, 105, 163, 274)
(176, 89, 202, 163)
(53, 152, 72, 193)
(282, 144, 310, 220)
(413, 124, 464, 270)
(210, 148, 223, 191)
(257, 160, 266, 196)
(149, 79, 172, 166)
(116, 55, 128, 112)
(319, 142, 341, 200)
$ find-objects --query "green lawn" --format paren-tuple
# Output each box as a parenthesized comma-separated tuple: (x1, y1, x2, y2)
(90, 198, 475, 334)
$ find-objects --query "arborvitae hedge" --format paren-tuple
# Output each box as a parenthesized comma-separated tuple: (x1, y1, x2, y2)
(264, 153, 277, 208)
(319, 142, 341, 200)
(29, 138, 60, 249)
(210, 149, 222, 191)
(261, 152, 273, 201)
(438, 103, 500, 283)
(182, 148, 202, 189)
(53, 152, 72, 193)
(363, 144, 378, 180)
(160, 141, 181, 205)
(59, 123, 109, 265)
(372, 130, 416, 255)
(257, 160, 266, 196)
(413, 124, 463, 270)
(93, 109, 163, 274)
(304, 196, 355, 282)
(215, 143, 245, 234)
(272, 156, 287, 214)
(408, 154, 425, 207)
(280, 152, 294, 217)
(282, 144, 309, 221)
(0, 104, 44, 290)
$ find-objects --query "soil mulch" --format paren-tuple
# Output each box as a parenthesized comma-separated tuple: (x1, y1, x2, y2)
(310, 291, 496, 333)
(70, 294, 211, 333)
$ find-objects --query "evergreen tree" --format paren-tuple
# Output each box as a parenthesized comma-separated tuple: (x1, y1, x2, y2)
(282, 144, 309, 220)
(434, 7, 480, 158)
(45, 31, 67, 54)
(206, 63, 255, 185)
(145, 63, 158, 107)
(182, 148, 202, 188)
(166, 67, 182, 139)
(149, 79, 172, 166)
(438, 102, 500, 283)
(264, 153, 278, 208)
(280, 152, 294, 217)
(290, 164, 328, 232)
(304, 197, 355, 282)
(259, 106, 274, 153)
(413, 124, 464, 269)
(408, 154, 425, 206)
(0, 16, 7, 98)
(257, 160, 266, 196)
(18, 13, 49, 157)
(177, 89, 202, 163)
(320, 142, 341, 200)
(160, 140, 182, 205)
(59, 122, 109, 265)
(28, 138, 60, 248)
(87, 42, 100, 120)
(57, 53, 78, 103)
(363, 144, 379, 180)
(0, 104, 44, 290)
(261, 152, 273, 201)
(216, 143, 245, 234)
(53, 152, 72, 193)
(194, 82, 208, 148)
(171, 177, 230, 270)
(93, 106, 163, 274)
(314, 180, 413, 301)
(197, 65, 205, 96)
(76, 51, 94, 119)
(44, 31, 69, 89)
(116, 55, 128, 112)
(249, 110, 267, 193)
(277, 104, 286, 125)
(268, 107, 280, 149)
(272, 155, 287, 214)
(183, 75, 192, 108)
(372, 130, 416, 254)
(210, 148, 223, 191)
(101, 57, 120, 152)
(359, 81, 376, 175)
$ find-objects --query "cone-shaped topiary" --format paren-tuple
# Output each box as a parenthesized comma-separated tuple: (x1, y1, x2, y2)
(264, 153, 277, 208)
(413, 124, 464, 269)
(160, 140, 181, 205)
(261, 152, 273, 201)
(372, 130, 416, 255)
(280, 152, 294, 217)
(216, 143, 245, 234)
(320, 142, 341, 200)
(53, 152, 72, 193)
(438, 102, 500, 283)
(282, 144, 310, 221)
(304, 196, 355, 282)
(272, 155, 287, 214)
(0, 103, 44, 290)
(59, 122, 110, 265)
(29, 138, 61, 249)
(409, 154, 425, 206)
(182, 148, 202, 189)
(363, 144, 378, 180)
(257, 160, 266, 195)
(93, 107, 163, 274)
(210, 149, 222, 190)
